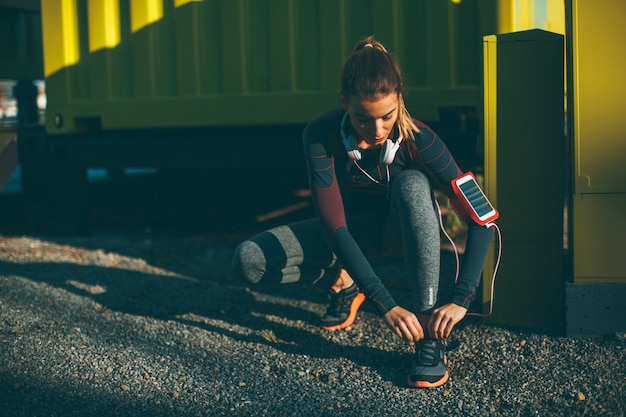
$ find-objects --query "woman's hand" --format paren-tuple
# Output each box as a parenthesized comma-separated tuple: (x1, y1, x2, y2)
(383, 306, 424, 342)
(428, 303, 467, 339)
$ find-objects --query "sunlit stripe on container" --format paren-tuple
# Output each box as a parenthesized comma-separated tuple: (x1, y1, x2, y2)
(42, 0, 80, 76)
(174, 0, 203, 7)
(130, 0, 163, 33)
(88, 0, 121, 52)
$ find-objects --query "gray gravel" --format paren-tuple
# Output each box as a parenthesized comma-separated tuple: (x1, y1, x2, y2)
(0, 233, 624, 417)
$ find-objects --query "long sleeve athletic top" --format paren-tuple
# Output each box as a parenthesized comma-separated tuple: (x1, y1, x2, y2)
(303, 108, 494, 315)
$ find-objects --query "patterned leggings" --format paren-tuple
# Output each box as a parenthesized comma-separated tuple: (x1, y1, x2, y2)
(232, 170, 454, 314)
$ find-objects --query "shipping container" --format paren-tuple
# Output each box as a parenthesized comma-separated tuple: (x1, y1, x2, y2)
(39, 0, 497, 134)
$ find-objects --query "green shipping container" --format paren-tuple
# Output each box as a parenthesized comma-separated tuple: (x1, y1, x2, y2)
(40, 0, 498, 134)
(0, 7, 43, 81)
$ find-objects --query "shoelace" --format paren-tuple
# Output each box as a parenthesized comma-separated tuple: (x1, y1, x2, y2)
(327, 288, 354, 316)
(415, 340, 439, 366)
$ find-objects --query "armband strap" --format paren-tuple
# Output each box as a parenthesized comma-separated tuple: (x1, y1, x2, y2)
(449, 195, 470, 221)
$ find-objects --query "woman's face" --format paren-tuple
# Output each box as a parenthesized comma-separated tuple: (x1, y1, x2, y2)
(341, 92, 399, 149)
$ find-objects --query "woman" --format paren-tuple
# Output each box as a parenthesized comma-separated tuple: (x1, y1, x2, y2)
(232, 37, 495, 388)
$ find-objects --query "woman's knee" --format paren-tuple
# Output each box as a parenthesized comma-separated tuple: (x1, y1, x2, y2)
(393, 170, 432, 200)
(232, 239, 266, 284)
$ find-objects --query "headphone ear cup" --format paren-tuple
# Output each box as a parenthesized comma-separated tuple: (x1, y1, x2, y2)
(343, 135, 361, 160)
(380, 139, 400, 165)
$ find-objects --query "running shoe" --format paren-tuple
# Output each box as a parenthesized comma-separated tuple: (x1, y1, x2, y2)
(320, 282, 366, 331)
(407, 339, 449, 388)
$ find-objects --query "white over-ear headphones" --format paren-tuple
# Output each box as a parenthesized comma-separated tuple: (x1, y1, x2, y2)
(340, 113, 402, 165)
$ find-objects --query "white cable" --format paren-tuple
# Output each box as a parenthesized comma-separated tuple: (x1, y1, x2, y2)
(435, 199, 503, 318)
(434, 199, 460, 283)
(351, 160, 391, 198)
(467, 222, 502, 317)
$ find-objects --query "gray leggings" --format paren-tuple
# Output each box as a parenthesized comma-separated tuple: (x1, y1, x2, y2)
(232, 170, 450, 313)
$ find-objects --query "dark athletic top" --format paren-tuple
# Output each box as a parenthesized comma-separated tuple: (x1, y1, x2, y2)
(303, 108, 494, 315)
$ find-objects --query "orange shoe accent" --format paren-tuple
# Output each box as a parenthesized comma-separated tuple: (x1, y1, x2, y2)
(407, 355, 449, 388)
(321, 292, 366, 331)
(407, 370, 449, 388)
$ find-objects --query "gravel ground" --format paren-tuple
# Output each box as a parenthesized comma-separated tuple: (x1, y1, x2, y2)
(0, 232, 624, 417)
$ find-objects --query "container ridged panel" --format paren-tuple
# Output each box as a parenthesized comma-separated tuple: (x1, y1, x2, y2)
(569, 0, 626, 283)
(0, 9, 43, 81)
(41, 0, 497, 133)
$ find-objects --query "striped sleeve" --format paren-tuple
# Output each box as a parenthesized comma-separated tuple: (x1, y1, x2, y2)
(302, 120, 398, 314)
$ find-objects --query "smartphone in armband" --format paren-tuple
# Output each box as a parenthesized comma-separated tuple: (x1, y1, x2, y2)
(450, 172, 499, 226)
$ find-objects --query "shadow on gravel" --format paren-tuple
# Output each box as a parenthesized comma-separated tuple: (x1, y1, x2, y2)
(0, 259, 410, 386)
(0, 377, 207, 417)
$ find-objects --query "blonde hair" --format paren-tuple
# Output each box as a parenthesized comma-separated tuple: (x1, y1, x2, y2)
(340, 36, 418, 140)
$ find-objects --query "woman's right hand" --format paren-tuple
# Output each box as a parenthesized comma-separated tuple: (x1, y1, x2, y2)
(383, 306, 425, 342)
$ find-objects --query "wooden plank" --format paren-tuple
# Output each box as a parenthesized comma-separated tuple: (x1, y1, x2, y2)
(0, 131, 18, 190)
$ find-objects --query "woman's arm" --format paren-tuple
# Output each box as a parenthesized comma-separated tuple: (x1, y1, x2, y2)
(303, 125, 398, 315)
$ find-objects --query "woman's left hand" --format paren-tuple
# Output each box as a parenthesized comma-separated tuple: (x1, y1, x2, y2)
(428, 303, 467, 339)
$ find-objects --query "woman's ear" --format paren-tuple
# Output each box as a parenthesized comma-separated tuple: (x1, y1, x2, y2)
(338, 91, 347, 109)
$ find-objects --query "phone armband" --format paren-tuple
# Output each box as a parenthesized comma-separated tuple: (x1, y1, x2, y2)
(450, 172, 499, 226)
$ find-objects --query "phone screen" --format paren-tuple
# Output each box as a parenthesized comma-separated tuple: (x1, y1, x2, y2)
(458, 179, 495, 219)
